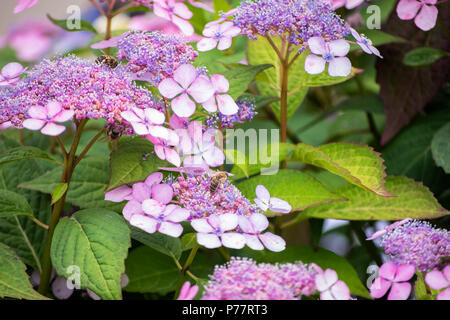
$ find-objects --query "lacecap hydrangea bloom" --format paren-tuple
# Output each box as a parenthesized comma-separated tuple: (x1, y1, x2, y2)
(377, 220, 450, 272)
(201, 257, 351, 300)
(0, 55, 162, 134)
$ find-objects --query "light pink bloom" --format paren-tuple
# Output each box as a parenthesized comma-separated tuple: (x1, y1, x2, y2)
(315, 268, 352, 300)
(396, 0, 438, 31)
(158, 64, 215, 118)
(238, 214, 286, 252)
(197, 22, 241, 52)
(329, 0, 364, 9)
(22, 101, 74, 136)
(202, 74, 239, 115)
(121, 107, 168, 138)
(0, 121, 12, 130)
(153, 0, 194, 36)
(305, 37, 351, 77)
(425, 266, 450, 300)
(104, 185, 133, 203)
(14, 0, 39, 14)
(177, 281, 199, 300)
(370, 262, 415, 300)
(182, 127, 225, 168)
(91, 33, 127, 50)
(350, 28, 382, 58)
(191, 214, 246, 249)
(131, 203, 189, 237)
(0, 62, 26, 86)
(185, 0, 214, 12)
(366, 218, 412, 240)
(148, 130, 181, 167)
(254, 185, 291, 214)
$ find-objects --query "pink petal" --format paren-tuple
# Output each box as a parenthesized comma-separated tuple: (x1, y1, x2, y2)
(328, 57, 351, 77)
(53, 110, 74, 123)
(308, 37, 327, 55)
(165, 148, 181, 167)
(259, 232, 286, 252)
(172, 16, 194, 36)
(319, 290, 335, 300)
(210, 74, 229, 93)
(166, 207, 190, 222)
(322, 269, 339, 288)
(222, 25, 241, 37)
(90, 33, 127, 49)
(122, 200, 143, 221)
(188, 120, 203, 143)
(131, 122, 151, 135)
(350, 28, 362, 42)
(187, 0, 214, 12)
(437, 287, 450, 300)
(173, 64, 196, 89)
(387, 282, 411, 300)
(14, 0, 39, 14)
(197, 233, 221, 248)
(244, 234, 264, 250)
(202, 96, 218, 113)
(202, 24, 220, 37)
(41, 123, 66, 136)
(173, 2, 193, 20)
(154, 144, 166, 160)
(238, 216, 255, 234)
(202, 146, 225, 167)
(178, 281, 191, 300)
(394, 264, 415, 282)
(1, 62, 25, 78)
(216, 94, 239, 115)
(132, 182, 151, 203)
(249, 213, 269, 232)
(159, 221, 183, 237)
(414, 4, 438, 31)
(105, 185, 132, 202)
(121, 110, 143, 123)
(152, 183, 173, 204)
(345, 0, 364, 9)
(425, 270, 449, 290)
(370, 277, 392, 298)
(269, 197, 292, 213)
(329, 39, 350, 57)
(191, 218, 214, 233)
(197, 38, 218, 52)
(305, 54, 326, 75)
(396, 0, 421, 20)
(330, 280, 351, 300)
(45, 101, 62, 118)
(130, 215, 158, 234)
(158, 78, 184, 98)
(149, 126, 170, 140)
(379, 262, 397, 281)
(169, 114, 188, 129)
(27, 106, 47, 120)
(217, 37, 232, 50)
(22, 119, 46, 131)
(218, 213, 238, 231)
(141, 199, 165, 217)
(188, 75, 215, 103)
(154, 3, 171, 20)
(315, 272, 332, 291)
(221, 232, 246, 249)
(254, 198, 269, 212)
(145, 108, 165, 125)
(255, 185, 271, 202)
(366, 229, 387, 241)
(444, 265, 450, 282)
(145, 172, 163, 187)
(172, 93, 196, 118)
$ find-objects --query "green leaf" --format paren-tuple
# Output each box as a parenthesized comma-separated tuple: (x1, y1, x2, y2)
(51, 208, 131, 300)
(237, 169, 346, 215)
(302, 64, 362, 88)
(0, 146, 62, 166)
(239, 246, 370, 298)
(414, 272, 432, 300)
(293, 142, 393, 197)
(47, 14, 98, 34)
(431, 122, 450, 174)
(403, 47, 448, 67)
(213, 0, 231, 19)
(0, 190, 33, 218)
(108, 138, 167, 191)
(223, 64, 273, 99)
(301, 176, 448, 220)
(125, 246, 180, 294)
(181, 233, 197, 252)
(130, 226, 182, 260)
(0, 243, 49, 300)
(51, 183, 68, 205)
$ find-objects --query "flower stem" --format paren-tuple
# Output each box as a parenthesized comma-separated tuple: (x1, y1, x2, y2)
(181, 244, 199, 275)
(73, 128, 105, 168)
(37, 120, 88, 295)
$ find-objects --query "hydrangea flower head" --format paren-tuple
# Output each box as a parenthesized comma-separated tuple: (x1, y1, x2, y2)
(370, 262, 415, 300)
(379, 220, 450, 271)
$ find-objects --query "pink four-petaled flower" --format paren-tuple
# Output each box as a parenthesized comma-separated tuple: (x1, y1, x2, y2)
(370, 262, 415, 300)
(0, 62, 26, 86)
(158, 64, 215, 118)
(147, 129, 181, 167)
(202, 74, 239, 115)
(197, 22, 241, 52)
(153, 0, 194, 36)
(238, 214, 286, 252)
(424, 266, 450, 300)
(314, 267, 352, 300)
(22, 101, 74, 136)
(305, 37, 351, 77)
(121, 107, 168, 139)
(254, 185, 292, 214)
(191, 214, 246, 249)
(396, 0, 438, 31)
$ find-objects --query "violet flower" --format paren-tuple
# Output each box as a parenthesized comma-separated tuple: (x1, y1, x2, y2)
(158, 64, 215, 118)
(254, 185, 291, 214)
(197, 22, 241, 52)
(370, 262, 415, 300)
(22, 101, 74, 136)
(305, 37, 351, 77)
(182, 127, 225, 169)
(425, 266, 450, 300)
(0, 62, 26, 86)
(148, 129, 181, 167)
(350, 28, 382, 58)
(396, 0, 438, 31)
